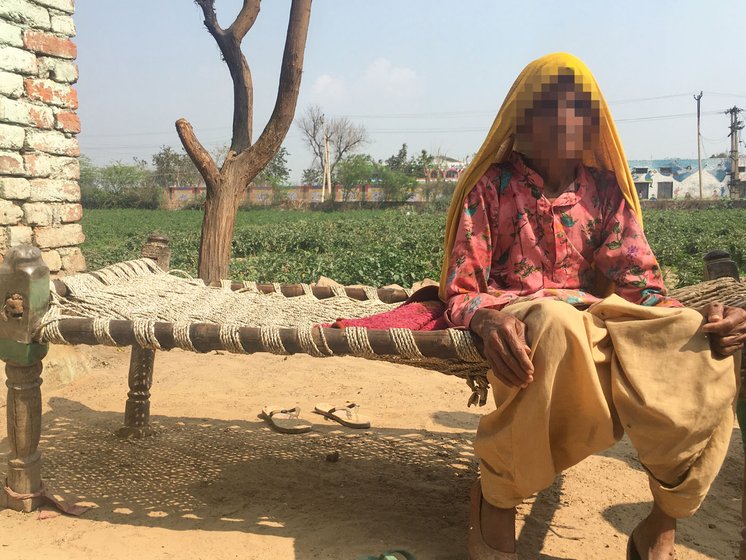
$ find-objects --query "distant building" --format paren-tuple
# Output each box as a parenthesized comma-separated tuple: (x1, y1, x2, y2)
(628, 157, 744, 200)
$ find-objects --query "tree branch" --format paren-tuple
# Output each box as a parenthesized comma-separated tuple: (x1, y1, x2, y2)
(194, 0, 255, 154)
(298, 105, 326, 168)
(223, 45, 253, 153)
(195, 0, 225, 37)
(239, 0, 311, 175)
(227, 0, 261, 39)
(175, 118, 221, 191)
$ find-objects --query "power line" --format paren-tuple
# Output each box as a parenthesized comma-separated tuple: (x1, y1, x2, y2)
(80, 126, 229, 139)
(704, 91, 746, 99)
(80, 110, 725, 146)
(608, 93, 693, 104)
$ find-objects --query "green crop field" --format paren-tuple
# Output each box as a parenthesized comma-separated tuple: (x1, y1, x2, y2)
(80, 207, 746, 288)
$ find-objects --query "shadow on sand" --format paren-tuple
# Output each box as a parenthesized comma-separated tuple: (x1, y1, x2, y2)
(1, 397, 741, 559)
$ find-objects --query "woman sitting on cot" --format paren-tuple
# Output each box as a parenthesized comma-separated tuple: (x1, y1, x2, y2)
(440, 53, 745, 559)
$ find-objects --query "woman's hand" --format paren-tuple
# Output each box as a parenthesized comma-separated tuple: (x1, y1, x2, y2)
(470, 308, 534, 388)
(701, 302, 746, 357)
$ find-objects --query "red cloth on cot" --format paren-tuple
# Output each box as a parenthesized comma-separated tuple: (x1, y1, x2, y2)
(326, 286, 449, 331)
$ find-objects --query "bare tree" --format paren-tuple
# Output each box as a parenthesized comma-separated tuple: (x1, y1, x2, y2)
(297, 104, 368, 182)
(176, 0, 312, 282)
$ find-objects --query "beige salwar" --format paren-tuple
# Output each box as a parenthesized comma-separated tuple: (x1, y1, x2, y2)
(475, 295, 738, 518)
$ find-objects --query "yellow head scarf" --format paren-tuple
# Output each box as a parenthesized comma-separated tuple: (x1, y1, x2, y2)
(438, 52, 642, 301)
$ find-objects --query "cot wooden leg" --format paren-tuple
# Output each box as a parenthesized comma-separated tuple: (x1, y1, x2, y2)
(116, 233, 169, 439)
(116, 346, 155, 438)
(0, 245, 50, 512)
(2, 358, 46, 512)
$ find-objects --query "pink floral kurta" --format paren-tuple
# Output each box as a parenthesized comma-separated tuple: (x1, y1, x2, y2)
(445, 152, 680, 328)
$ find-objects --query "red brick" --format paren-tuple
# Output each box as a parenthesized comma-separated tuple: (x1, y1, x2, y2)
(24, 79, 78, 109)
(26, 130, 79, 157)
(23, 31, 76, 59)
(0, 152, 24, 175)
(27, 105, 54, 129)
(54, 111, 79, 133)
(23, 153, 78, 179)
(57, 203, 82, 223)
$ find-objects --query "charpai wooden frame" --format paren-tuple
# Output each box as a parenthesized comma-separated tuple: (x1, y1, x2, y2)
(0, 235, 743, 513)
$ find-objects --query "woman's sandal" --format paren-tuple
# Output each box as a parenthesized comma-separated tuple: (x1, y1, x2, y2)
(313, 402, 371, 429)
(260, 405, 313, 434)
(468, 480, 518, 560)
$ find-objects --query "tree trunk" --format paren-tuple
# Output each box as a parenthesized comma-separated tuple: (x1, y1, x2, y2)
(181, 0, 312, 283)
(198, 182, 242, 282)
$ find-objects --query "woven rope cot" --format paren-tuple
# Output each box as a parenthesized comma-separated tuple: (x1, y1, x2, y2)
(39, 258, 492, 404)
(32, 255, 746, 407)
(0, 239, 743, 514)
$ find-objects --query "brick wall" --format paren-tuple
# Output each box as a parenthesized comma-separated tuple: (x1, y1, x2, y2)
(0, 0, 84, 275)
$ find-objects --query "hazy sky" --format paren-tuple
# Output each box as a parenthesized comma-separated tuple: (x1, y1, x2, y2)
(75, 1, 746, 181)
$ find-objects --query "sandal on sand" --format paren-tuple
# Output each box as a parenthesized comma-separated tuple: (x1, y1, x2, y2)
(313, 402, 371, 429)
(260, 406, 312, 434)
(468, 480, 518, 560)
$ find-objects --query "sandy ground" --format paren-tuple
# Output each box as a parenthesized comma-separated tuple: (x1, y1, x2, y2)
(0, 346, 742, 560)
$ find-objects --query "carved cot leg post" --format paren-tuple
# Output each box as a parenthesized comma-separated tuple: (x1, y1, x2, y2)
(117, 234, 170, 439)
(0, 246, 50, 512)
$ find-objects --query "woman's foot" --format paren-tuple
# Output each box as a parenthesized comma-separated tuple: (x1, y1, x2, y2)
(630, 503, 676, 559)
(467, 480, 518, 559)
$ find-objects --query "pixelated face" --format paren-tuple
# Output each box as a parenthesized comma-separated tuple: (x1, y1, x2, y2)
(516, 73, 600, 161)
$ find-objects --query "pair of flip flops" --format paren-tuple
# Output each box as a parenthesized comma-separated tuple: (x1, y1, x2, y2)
(261, 403, 370, 434)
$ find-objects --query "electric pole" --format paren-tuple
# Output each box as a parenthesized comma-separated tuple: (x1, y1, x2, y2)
(320, 120, 331, 203)
(694, 92, 703, 199)
(725, 106, 744, 198)
(322, 125, 332, 203)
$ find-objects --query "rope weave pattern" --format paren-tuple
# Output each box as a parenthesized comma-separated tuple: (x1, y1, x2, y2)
(448, 329, 484, 362)
(172, 322, 197, 352)
(43, 260, 395, 329)
(297, 324, 327, 357)
(331, 285, 347, 298)
(133, 319, 162, 350)
(92, 318, 118, 346)
(316, 327, 334, 356)
(241, 281, 260, 293)
(219, 324, 246, 354)
(260, 326, 288, 355)
(362, 286, 379, 301)
(39, 307, 65, 344)
(389, 328, 424, 360)
(344, 326, 375, 358)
